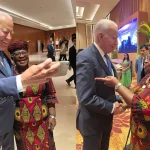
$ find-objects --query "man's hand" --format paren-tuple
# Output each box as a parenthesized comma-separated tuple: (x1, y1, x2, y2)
(113, 101, 123, 115)
(48, 118, 56, 131)
(21, 58, 60, 88)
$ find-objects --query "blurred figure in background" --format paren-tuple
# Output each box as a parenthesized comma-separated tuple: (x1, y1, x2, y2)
(59, 40, 67, 61)
(41, 42, 44, 52)
(66, 38, 76, 86)
(121, 53, 132, 88)
(8, 41, 58, 150)
(135, 44, 149, 83)
(47, 38, 55, 61)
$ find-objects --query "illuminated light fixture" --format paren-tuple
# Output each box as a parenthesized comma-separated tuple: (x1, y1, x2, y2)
(86, 4, 100, 21)
(76, 6, 84, 18)
(76, 6, 79, 14)
(0, 7, 52, 29)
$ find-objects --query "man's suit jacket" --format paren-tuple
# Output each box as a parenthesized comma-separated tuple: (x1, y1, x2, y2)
(69, 45, 76, 69)
(76, 44, 117, 136)
(0, 53, 19, 136)
(135, 57, 143, 83)
(47, 43, 54, 58)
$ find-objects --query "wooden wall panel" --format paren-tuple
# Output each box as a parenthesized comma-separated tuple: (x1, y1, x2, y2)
(139, 0, 150, 24)
(76, 23, 86, 50)
(110, 0, 139, 25)
(12, 24, 46, 54)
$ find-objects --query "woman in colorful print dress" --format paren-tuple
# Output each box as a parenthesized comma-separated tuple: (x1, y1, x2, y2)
(121, 53, 132, 88)
(95, 59, 150, 149)
(8, 41, 58, 150)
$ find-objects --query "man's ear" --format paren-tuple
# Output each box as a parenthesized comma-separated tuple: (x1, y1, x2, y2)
(98, 33, 103, 41)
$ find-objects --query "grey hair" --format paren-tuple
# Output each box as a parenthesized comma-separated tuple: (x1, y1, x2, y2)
(93, 19, 117, 40)
(0, 11, 12, 21)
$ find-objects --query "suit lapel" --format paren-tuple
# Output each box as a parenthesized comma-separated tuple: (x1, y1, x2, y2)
(91, 44, 112, 76)
(2, 53, 13, 76)
(91, 44, 118, 77)
(0, 62, 9, 76)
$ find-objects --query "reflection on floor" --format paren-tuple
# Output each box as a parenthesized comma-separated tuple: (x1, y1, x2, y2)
(13, 52, 76, 150)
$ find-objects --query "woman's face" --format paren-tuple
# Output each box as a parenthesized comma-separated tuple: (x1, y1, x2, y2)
(124, 54, 128, 59)
(13, 49, 29, 68)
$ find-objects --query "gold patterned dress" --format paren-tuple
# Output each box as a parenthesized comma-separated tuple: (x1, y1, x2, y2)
(130, 74, 150, 150)
(14, 79, 58, 150)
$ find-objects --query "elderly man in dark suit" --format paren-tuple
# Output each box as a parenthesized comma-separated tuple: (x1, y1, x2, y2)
(76, 19, 123, 150)
(0, 11, 59, 150)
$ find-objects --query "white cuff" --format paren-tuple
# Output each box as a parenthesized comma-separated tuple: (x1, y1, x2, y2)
(16, 75, 25, 92)
(111, 103, 115, 114)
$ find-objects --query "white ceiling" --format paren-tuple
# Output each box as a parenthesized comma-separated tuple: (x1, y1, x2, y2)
(76, 0, 120, 24)
(0, 0, 120, 31)
(0, 0, 76, 31)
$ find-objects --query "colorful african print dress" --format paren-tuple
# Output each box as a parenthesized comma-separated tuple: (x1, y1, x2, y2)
(130, 74, 150, 149)
(121, 60, 132, 88)
(14, 79, 58, 150)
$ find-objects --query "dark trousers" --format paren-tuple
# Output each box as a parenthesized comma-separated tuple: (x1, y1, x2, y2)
(83, 129, 111, 150)
(59, 54, 67, 61)
(48, 54, 55, 61)
(67, 67, 76, 85)
(0, 130, 14, 150)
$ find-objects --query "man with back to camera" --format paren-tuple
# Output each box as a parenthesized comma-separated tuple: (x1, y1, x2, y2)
(0, 11, 59, 150)
(76, 19, 123, 150)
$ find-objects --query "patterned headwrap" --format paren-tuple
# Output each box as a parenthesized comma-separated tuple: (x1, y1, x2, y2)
(8, 40, 28, 54)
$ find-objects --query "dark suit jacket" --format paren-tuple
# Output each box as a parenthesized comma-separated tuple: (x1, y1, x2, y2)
(0, 52, 19, 136)
(47, 43, 54, 58)
(76, 44, 117, 136)
(69, 45, 76, 68)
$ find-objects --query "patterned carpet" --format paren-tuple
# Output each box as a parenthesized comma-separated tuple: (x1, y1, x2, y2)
(76, 78, 136, 150)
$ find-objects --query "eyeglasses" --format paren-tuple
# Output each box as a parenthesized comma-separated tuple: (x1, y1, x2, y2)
(0, 28, 14, 35)
(13, 50, 28, 57)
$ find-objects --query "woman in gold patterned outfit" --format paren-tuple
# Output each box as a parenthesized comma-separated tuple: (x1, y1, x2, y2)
(95, 59, 150, 150)
(8, 41, 57, 150)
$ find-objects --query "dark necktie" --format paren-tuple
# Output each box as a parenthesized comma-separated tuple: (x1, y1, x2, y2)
(0, 51, 11, 76)
(104, 54, 112, 75)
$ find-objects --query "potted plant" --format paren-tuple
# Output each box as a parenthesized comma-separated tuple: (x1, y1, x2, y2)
(138, 22, 150, 42)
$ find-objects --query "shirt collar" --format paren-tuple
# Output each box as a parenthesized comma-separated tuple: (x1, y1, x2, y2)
(94, 42, 105, 58)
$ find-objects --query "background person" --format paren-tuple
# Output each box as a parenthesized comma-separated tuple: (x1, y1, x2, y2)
(135, 44, 149, 83)
(66, 38, 76, 86)
(121, 53, 132, 88)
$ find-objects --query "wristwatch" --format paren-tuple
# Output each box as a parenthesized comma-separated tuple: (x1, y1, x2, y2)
(49, 115, 56, 119)
(115, 83, 122, 91)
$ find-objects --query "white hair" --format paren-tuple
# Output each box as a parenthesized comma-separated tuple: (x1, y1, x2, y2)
(0, 11, 12, 21)
(93, 19, 117, 40)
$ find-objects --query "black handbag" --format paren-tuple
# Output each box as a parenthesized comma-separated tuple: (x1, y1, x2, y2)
(123, 128, 130, 150)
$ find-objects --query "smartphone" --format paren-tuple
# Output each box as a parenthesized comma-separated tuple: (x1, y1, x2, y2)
(53, 61, 69, 77)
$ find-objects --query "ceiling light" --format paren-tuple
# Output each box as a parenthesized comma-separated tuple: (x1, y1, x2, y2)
(76, 6, 84, 18)
(76, 6, 79, 13)
(86, 4, 100, 21)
